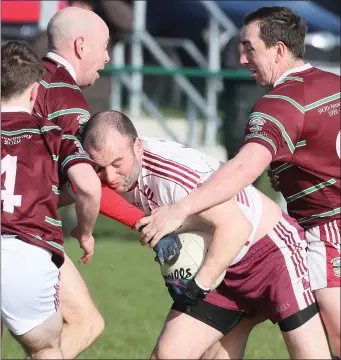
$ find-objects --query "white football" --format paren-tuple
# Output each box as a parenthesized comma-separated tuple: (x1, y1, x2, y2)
(160, 231, 226, 290)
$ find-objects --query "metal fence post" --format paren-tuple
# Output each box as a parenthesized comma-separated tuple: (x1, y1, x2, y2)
(110, 43, 125, 111)
(186, 99, 198, 148)
(205, 16, 221, 147)
(39, 1, 59, 30)
(129, 0, 147, 119)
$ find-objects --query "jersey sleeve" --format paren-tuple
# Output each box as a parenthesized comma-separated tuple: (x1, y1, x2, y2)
(242, 96, 304, 162)
(58, 133, 94, 179)
(100, 184, 145, 228)
(45, 83, 90, 138)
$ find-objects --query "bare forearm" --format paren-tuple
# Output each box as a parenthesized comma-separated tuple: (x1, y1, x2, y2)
(74, 190, 100, 235)
(196, 224, 252, 288)
(67, 163, 101, 235)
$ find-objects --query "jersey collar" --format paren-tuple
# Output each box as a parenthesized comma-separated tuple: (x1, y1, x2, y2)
(46, 52, 77, 82)
(274, 63, 312, 88)
(1, 106, 31, 114)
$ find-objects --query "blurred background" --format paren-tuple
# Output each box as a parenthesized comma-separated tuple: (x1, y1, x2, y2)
(1, 1, 340, 359)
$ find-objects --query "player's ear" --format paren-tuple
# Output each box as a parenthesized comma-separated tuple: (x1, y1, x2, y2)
(133, 138, 144, 160)
(75, 37, 85, 59)
(275, 41, 286, 63)
(29, 82, 40, 111)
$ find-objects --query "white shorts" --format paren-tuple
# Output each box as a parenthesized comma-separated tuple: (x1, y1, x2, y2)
(1, 235, 61, 335)
(306, 220, 341, 291)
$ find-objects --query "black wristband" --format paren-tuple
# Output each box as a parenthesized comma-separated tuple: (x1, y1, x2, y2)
(187, 278, 210, 299)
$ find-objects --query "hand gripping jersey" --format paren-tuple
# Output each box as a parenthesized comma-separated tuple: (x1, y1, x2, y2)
(243, 64, 340, 228)
(121, 137, 263, 266)
(1, 111, 93, 267)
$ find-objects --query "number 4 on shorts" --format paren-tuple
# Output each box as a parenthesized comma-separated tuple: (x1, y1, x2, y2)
(1, 154, 22, 213)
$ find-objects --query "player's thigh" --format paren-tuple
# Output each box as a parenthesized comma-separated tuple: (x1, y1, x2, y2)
(152, 309, 223, 359)
(315, 287, 340, 354)
(202, 314, 266, 360)
(1, 236, 61, 338)
(12, 310, 63, 355)
(59, 253, 101, 323)
(152, 300, 243, 359)
(281, 313, 332, 359)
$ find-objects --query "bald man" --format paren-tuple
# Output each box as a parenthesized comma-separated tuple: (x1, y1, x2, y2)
(32, 7, 145, 359)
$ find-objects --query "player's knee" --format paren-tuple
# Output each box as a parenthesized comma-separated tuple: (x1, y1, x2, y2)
(84, 310, 105, 341)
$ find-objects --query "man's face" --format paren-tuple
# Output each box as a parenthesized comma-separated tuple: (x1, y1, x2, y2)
(80, 22, 110, 87)
(240, 21, 278, 86)
(86, 133, 143, 194)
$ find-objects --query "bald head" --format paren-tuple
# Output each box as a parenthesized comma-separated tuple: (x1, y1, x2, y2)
(47, 7, 106, 51)
(47, 7, 110, 87)
(82, 110, 138, 151)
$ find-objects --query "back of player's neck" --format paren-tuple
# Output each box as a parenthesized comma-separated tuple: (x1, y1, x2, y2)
(1, 99, 31, 113)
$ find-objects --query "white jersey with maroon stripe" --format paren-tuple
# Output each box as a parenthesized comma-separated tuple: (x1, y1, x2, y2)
(122, 137, 263, 265)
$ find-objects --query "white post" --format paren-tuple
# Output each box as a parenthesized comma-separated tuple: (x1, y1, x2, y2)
(110, 43, 125, 111)
(39, 1, 59, 31)
(205, 16, 221, 147)
(129, 0, 147, 119)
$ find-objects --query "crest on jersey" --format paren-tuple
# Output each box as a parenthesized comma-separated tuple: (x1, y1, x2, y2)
(249, 116, 266, 127)
(250, 125, 263, 133)
(331, 257, 340, 277)
(74, 139, 88, 156)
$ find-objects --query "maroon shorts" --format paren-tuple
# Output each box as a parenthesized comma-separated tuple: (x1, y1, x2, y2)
(202, 213, 317, 330)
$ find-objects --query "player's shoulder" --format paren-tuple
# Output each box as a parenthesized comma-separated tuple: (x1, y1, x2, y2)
(41, 57, 86, 100)
(251, 80, 305, 122)
(2, 112, 38, 132)
(141, 137, 221, 176)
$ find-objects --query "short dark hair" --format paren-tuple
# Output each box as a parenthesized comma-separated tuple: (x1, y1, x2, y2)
(81, 110, 138, 149)
(244, 6, 307, 59)
(1, 40, 44, 100)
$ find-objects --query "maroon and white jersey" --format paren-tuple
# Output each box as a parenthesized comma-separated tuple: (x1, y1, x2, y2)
(34, 52, 90, 138)
(1, 107, 93, 267)
(243, 64, 340, 228)
(122, 137, 263, 265)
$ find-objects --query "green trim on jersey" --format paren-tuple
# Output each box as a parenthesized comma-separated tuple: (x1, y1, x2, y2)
(29, 233, 43, 240)
(52, 185, 60, 195)
(272, 163, 293, 175)
(249, 112, 295, 153)
(272, 141, 306, 175)
(295, 140, 306, 148)
(52, 155, 59, 161)
(47, 241, 64, 251)
(297, 207, 341, 224)
(278, 76, 304, 85)
(61, 154, 90, 170)
(62, 134, 78, 141)
(2, 125, 61, 136)
(47, 108, 90, 120)
(40, 80, 81, 91)
(263, 94, 305, 114)
(45, 216, 62, 227)
(29, 233, 64, 251)
(34, 111, 43, 118)
(286, 178, 337, 203)
(244, 133, 277, 153)
(305, 92, 340, 111)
